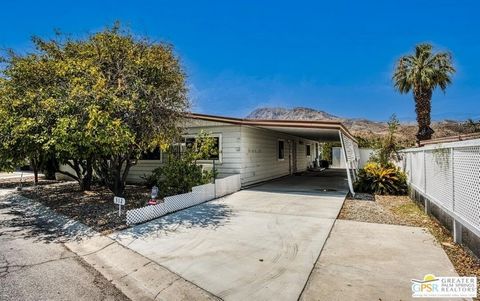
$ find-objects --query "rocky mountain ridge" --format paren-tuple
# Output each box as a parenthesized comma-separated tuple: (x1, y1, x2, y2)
(246, 107, 472, 146)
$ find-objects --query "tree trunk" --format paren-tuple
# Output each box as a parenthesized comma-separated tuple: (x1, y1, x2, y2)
(82, 158, 93, 191)
(94, 156, 134, 197)
(112, 163, 125, 197)
(414, 88, 435, 142)
(64, 158, 95, 191)
(42, 155, 58, 180)
(31, 160, 39, 185)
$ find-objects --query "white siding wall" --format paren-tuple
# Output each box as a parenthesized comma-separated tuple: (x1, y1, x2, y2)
(127, 160, 163, 183)
(240, 126, 317, 186)
(184, 122, 242, 178)
(108, 118, 319, 186)
(296, 141, 315, 171)
(125, 119, 242, 183)
(56, 163, 78, 181)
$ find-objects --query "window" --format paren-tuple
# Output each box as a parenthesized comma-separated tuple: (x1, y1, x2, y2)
(278, 140, 285, 160)
(306, 144, 311, 156)
(140, 147, 161, 160)
(184, 135, 221, 160)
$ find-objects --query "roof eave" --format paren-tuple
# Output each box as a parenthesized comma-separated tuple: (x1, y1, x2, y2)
(187, 112, 357, 143)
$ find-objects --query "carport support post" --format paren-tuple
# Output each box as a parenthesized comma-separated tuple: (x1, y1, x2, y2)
(339, 131, 355, 196)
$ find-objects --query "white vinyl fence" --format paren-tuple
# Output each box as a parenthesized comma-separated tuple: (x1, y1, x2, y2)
(126, 174, 241, 225)
(400, 139, 480, 239)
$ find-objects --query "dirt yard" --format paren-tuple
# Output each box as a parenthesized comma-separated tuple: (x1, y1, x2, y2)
(340, 194, 480, 298)
(0, 177, 59, 189)
(19, 182, 150, 233)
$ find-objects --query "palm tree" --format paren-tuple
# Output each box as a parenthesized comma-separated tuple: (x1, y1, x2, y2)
(393, 43, 455, 142)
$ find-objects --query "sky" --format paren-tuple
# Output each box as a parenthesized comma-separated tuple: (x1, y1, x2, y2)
(1, 0, 479, 122)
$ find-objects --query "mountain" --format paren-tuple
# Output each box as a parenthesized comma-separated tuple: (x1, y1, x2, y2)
(246, 107, 473, 146)
(247, 107, 339, 121)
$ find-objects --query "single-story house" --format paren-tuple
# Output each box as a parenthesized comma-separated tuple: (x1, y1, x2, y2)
(126, 113, 360, 194)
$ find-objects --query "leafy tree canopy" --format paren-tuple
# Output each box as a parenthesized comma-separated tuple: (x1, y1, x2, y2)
(0, 23, 189, 193)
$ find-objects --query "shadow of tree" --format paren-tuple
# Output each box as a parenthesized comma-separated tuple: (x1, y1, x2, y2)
(18, 182, 149, 232)
(114, 200, 234, 240)
(0, 192, 95, 243)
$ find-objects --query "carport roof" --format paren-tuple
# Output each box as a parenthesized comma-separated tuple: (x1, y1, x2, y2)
(188, 113, 357, 142)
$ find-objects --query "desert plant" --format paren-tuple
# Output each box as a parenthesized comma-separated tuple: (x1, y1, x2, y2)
(464, 119, 480, 133)
(370, 114, 401, 166)
(393, 43, 455, 142)
(354, 162, 407, 195)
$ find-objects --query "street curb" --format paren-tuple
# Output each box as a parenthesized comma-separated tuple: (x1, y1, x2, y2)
(2, 191, 220, 301)
(65, 235, 221, 301)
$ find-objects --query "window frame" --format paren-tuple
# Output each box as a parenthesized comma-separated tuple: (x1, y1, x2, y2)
(182, 133, 223, 163)
(139, 147, 163, 162)
(306, 144, 311, 157)
(277, 139, 285, 161)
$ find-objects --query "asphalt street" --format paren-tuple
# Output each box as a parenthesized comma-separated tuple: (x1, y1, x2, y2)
(0, 189, 129, 301)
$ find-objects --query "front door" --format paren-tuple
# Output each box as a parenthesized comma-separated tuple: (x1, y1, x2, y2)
(289, 140, 297, 174)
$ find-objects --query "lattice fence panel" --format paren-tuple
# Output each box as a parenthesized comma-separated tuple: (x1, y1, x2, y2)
(342, 134, 357, 163)
(126, 203, 168, 225)
(192, 183, 216, 202)
(126, 175, 241, 225)
(410, 151, 425, 190)
(215, 174, 241, 198)
(425, 149, 453, 211)
(453, 146, 480, 230)
(353, 142, 360, 170)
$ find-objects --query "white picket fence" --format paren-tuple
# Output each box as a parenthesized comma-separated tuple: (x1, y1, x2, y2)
(400, 139, 480, 239)
(126, 174, 241, 225)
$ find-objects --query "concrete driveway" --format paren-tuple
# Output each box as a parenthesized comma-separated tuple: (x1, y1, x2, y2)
(112, 169, 348, 300)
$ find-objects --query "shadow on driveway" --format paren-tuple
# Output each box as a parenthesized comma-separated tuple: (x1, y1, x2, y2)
(115, 200, 235, 240)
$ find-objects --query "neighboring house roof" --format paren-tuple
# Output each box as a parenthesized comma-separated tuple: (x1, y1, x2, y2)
(419, 132, 480, 146)
(187, 112, 357, 143)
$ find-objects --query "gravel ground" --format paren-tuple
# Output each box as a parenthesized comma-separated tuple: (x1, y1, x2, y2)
(339, 194, 480, 298)
(19, 182, 150, 234)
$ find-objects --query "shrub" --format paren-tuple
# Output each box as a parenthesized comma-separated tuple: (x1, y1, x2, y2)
(354, 162, 407, 195)
(143, 131, 218, 198)
(144, 155, 215, 198)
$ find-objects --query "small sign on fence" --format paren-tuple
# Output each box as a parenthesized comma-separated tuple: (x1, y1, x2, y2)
(114, 196, 126, 216)
(151, 186, 158, 199)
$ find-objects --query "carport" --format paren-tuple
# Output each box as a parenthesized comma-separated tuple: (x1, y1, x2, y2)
(188, 114, 361, 195)
(243, 118, 360, 195)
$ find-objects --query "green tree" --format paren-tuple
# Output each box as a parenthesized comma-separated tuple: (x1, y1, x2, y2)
(39, 36, 114, 191)
(0, 24, 188, 194)
(393, 43, 455, 142)
(0, 52, 59, 183)
(0, 34, 111, 189)
(78, 24, 189, 196)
